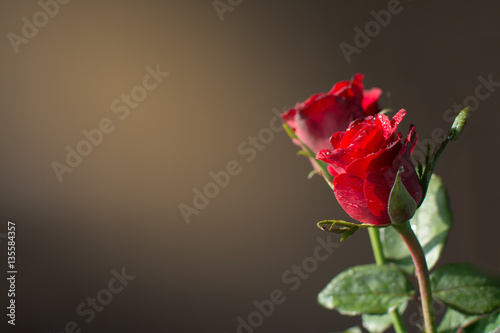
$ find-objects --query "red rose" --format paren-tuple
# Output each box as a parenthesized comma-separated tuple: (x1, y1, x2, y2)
(316, 110, 423, 225)
(282, 74, 382, 154)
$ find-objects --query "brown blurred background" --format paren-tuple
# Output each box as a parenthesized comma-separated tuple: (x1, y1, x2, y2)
(1, 1, 499, 332)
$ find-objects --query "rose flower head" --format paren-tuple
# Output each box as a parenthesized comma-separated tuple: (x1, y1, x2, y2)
(282, 74, 382, 155)
(316, 110, 423, 225)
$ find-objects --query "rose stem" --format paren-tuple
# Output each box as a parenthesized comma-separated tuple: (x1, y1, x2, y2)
(368, 228, 408, 333)
(392, 222, 436, 333)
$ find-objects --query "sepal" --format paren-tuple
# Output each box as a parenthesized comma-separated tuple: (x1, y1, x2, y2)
(388, 167, 417, 224)
(317, 220, 388, 242)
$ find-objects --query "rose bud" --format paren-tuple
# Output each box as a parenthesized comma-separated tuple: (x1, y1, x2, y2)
(282, 74, 382, 156)
(316, 110, 423, 225)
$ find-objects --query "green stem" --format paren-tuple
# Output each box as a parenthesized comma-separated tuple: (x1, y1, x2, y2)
(392, 222, 436, 333)
(368, 228, 407, 333)
(390, 311, 408, 333)
(368, 228, 386, 265)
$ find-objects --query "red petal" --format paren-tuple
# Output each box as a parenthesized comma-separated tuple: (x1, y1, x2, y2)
(364, 167, 394, 222)
(325, 146, 361, 169)
(329, 162, 346, 176)
(329, 131, 345, 149)
(316, 149, 349, 173)
(333, 173, 384, 225)
(298, 92, 325, 108)
(282, 108, 297, 130)
(316, 149, 335, 163)
(352, 73, 364, 88)
(375, 114, 393, 139)
(298, 93, 331, 123)
(349, 125, 385, 154)
(362, 88, 382, 116)
(329, 80, 350, 95)
(400, 166, 422, 206)
(340, 119, 372, 148)
(406, 125, 418, 154)
(375, 109, 406, 140)
(329, 74, 364, 102)
(392, 126, 423, 205)
(327, 165, 340, 178)
(295, 96, 365, 153)
(346, 137, 402, 178)
(391, 109, 406, 130)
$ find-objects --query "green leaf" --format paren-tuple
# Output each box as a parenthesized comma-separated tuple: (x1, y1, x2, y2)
(318, 220, 359, 229)
(437, 308, 479, 333)
(317, 264, 414, 315)
(318, 220, 387, 230)
(331, 327, 363, 333)
(317, 220, 360, 242)
(362, 303, 407, 333)
(465, 311, 500, 333)
(431, 263, 500, 315)
(317, 220, 387, 241)
(388, 166, 417, 224)
(340, 226, 359, 242)
(380, 174, 452, 274)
